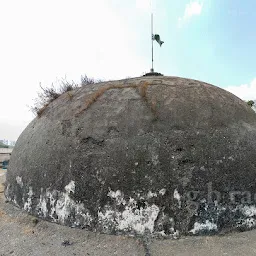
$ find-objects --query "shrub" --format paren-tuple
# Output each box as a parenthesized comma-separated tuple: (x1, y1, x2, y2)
(31, 74, 101, 116)
(81, 75, 103, 86)
(31, 81, 78, 116)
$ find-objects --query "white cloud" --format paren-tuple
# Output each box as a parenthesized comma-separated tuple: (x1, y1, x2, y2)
(225, 78, 256, 101)
(136, 0, 152, 12)
(184, 1, 203, 19)
(0, 0, 149, 140)
(178, 1, 204, 26)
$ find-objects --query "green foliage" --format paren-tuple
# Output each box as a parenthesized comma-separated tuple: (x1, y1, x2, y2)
(247, 100, 255, 107)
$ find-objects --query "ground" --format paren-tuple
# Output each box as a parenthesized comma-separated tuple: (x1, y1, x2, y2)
(2, 169, 256, 255)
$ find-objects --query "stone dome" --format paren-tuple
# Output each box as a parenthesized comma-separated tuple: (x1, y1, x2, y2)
(5, 76, 256, 238)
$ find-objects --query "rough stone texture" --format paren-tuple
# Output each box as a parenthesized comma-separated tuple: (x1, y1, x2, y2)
(5, 76, 256, 238)
(0, 171, 145, 256)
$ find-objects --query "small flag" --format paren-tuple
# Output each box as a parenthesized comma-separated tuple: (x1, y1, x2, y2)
(152, 34, 164, 46)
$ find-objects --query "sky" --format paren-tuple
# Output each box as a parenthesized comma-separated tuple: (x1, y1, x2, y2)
(1, 0, 256, 140)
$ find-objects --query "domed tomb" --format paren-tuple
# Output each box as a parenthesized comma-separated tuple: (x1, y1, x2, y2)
(5, 76, 256, 238)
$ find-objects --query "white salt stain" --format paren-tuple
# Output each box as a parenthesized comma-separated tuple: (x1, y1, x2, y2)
(157, 230, 167, 237)
(98, 209, 116, 227)
(18, 184, 187, 236)
(118, 204, 159, 234)
(173, 189, 181, 208)
(24, 186, 33, 212)
(55, 193, 73, 223)
(102, 189, 162, 234)
(159, 188, 166, 195)
(16, 176, 23, 187)
(65, 180, 75, 194)
(73, 204, 93, 227)
(98, 203, 160, 235)
(34, 180, 93, 227)
(241, 205, 256, 217)
(37, 196, 48, 217)
(189, 220, 217, 234)
(54, 180, 76, 223)
(240, 218, 256, 228)
(147, 191, 157, 198)
(108, 189, 122, 198)
(107, 189, 126, 205)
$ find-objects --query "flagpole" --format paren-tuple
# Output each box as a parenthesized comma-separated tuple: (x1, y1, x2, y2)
(143, 0, 163, 77)
(151, 12, 154, 73)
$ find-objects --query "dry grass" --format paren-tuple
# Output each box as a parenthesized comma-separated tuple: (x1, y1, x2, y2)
(81, 75, 102, 86)
(138, 82, 158, 117)
(67, 91, 73, 100)
(36, 103, 50, 117)
(32, 75, 102, 118)
(138, 82, 150, 99)
(35, 80, 159, 118)
(150, 97, 157, 115)
(0, 210, 6, 218)
(75, 82, 160, 117)
(76, 86, 109, 116)
(32, 82, 78, 117)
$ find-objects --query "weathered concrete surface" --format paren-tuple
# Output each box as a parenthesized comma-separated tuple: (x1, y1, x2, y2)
(0, 170, 145, 256)
(5, 169, 256, 255)
(4, 76, 256, 238)
(3, 175, 256, 256)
